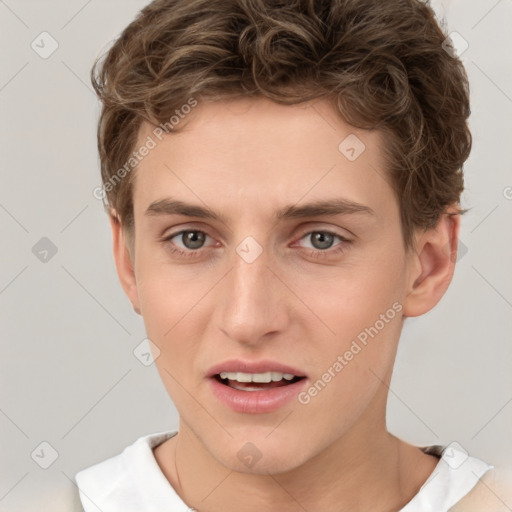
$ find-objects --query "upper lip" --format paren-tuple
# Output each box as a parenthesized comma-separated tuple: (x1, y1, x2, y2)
(207, 359, 307, 378)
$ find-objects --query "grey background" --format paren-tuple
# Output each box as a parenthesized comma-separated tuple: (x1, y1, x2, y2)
(1, 0, 511, 510)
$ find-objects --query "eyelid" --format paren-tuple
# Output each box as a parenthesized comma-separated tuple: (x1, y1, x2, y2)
(292, 230, 348, 251)
(293, 225, 352, 243)
(161, 228, 217, 247)
(160, 220, 218, 239)
(162, 224, 351, 245)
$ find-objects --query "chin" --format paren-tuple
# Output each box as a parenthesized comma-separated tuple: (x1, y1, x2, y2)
(211, 436, 311, 476)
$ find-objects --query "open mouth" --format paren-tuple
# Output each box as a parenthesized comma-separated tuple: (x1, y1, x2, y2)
(214, 373, 305, 391)
(209, 369, 309, 413)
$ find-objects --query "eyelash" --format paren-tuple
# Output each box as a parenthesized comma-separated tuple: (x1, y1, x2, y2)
(160, 229, 351, 260)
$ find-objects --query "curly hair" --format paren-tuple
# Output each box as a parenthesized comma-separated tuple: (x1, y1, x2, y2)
(91, 0, 471, 251)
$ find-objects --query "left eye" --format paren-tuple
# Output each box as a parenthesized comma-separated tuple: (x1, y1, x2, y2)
(298, 231, 345, 250)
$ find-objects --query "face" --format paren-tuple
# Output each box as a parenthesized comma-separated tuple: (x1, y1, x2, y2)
(121, 97, 419, 474)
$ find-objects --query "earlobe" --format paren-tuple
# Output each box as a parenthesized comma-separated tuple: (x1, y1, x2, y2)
(109, 212, 142, 316)
(402, 212, 461, 318)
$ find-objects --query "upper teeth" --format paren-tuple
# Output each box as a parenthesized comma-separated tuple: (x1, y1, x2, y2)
(219, 371, 296, 383)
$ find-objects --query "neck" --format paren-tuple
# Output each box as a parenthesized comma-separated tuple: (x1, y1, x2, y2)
(155, 407, 438, 512)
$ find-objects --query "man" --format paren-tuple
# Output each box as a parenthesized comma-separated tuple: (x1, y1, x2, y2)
(74, 0, 512, 510)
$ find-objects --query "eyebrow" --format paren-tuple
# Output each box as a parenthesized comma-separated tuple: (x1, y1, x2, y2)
(145, 197, 375, 222)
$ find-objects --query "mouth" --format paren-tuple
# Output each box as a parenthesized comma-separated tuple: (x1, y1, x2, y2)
(206, 360, 309, 412)
(213, 372, 306, 391)
(209, 370, 309, 413)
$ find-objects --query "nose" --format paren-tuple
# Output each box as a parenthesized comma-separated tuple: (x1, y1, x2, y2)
(215, 240, 290, 346)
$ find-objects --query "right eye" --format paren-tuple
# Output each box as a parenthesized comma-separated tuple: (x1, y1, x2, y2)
(161, 229, 219, 258)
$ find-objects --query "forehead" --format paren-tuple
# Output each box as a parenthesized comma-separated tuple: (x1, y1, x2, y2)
(131, 97, 395, 222)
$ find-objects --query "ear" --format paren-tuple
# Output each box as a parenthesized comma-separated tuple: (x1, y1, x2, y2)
(402, 209, 461, 317)
(110, 212, 141, 315)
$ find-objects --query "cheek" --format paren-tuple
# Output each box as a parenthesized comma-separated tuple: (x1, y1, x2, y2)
(137, 267, 207, 405)
(291, 252, 405, 394)
(135, 245, 210, 337)
(295, 281, 403, 436)
(135, 280, 205, 405)
(295, 255, 405, 341)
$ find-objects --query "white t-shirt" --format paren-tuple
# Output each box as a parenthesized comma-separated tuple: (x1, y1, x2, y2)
(73, 430, 506, 512)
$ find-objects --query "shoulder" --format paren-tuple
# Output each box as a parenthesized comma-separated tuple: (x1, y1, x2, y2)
(450, 467, 512, 512)
(73, 430, 179, 511)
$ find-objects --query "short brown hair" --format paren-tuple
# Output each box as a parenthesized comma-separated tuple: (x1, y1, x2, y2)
(91, 0, 471, 251)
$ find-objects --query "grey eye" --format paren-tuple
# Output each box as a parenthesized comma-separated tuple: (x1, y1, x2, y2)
(180, 230, 206, 249)
(308, 231, 336, 250)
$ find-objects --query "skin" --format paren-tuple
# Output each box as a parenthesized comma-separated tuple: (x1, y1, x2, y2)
(110, 97, 460, 512)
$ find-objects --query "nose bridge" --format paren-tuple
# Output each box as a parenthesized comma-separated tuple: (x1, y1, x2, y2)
(217, 235, 286, 343)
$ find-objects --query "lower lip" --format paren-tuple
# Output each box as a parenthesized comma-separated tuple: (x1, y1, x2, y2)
(209, 376, 308, 414)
